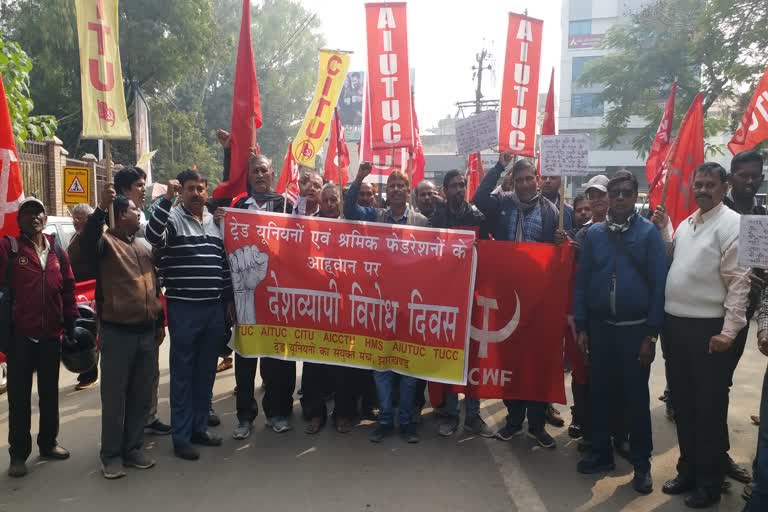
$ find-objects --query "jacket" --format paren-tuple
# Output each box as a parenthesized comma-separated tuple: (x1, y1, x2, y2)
(574, 215, 668, 336)
(82, 207, 163, 328)
(0, 233, 78, 340)
(428, 201, 487, 235)
(472, 162, 559, 242)
(344, 182, 428, 226)
(67, 231, 96, 282)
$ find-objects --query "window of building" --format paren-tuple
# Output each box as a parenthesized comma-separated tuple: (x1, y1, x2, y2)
(572, 56, 599, 84)
(570, 0, 592, 20)
(569, 20, 592, 37)
(571, 93, 604, 117)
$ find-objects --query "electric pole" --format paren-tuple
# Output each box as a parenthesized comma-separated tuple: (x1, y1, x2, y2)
(472, 48, 492, 114)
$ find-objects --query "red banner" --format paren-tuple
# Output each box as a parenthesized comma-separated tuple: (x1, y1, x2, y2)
(499, 13, 543, 157)
(729, 64, 768, 155)
(430, 241, 572, 404)
(364, 2, 414, 150)
(359, 76, 409, 183)
(223, 210, 476, 383)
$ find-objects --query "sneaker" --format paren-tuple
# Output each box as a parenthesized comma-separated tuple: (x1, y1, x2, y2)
(464, 415, 495, 437)
(495, 424, 524, 441)
(8, 459, 27, 478)
(101, 460, 127, 479)
(545, 405, 565, 428)
(577, 453, 616, 474)
(528, 429, 556, 449)
(438, 416, 460, 437)
(174, 444, 200, 461)
(232, 420, 253, 440)
(401, 424, 420, 444)
(123, 451, 155, 470)
(144, 419, 172, 436)
(368, 424, 394, 443)
(266, 416, 292, 433)
(208, 408, 221, 427)
(191, 431, 223, 446)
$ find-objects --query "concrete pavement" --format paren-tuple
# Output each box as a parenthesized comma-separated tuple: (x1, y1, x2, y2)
(0, 329, 763, 512)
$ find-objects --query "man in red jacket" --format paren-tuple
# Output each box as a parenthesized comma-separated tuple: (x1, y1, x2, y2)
(0, 198, 78, 478)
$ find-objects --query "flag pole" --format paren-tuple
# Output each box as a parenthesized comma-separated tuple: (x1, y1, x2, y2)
(334, 108, 345, 213)
(105, 140, 115, 227)
(250, 114, 257, 151)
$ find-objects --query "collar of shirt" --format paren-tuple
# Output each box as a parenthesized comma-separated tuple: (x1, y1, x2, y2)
(180, 204, 213, 225)
(244, 196, 270, 211)
(691, 202, 724, 225)
(24, 234, 51, 269)
(385, 206, 411, 224)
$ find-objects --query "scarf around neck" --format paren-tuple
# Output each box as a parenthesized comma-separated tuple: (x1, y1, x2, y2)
(606, 210, 637, 233)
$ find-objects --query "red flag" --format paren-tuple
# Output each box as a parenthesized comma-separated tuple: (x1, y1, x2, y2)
(0, 75, 24, 237)
(646, 81, 677, 210)
(410, 97, 425, 185)
(663, 93, 704, 230)
(729, 64, 768, 155)
(324, 110, 349, 186)
(359, 77, 406, 183)
(429, 241, 573, 404)
(364, 3, 414, 150)
(213, 0, 262, 199)
(275, 142, 299, 206)
(499, 13, 543, 157)
(466, 153, 484, 201)
(536, 67, 556, 177)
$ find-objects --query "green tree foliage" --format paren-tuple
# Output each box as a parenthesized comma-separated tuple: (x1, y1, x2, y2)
(0, 36, 57, 147)
(579, 0, 768, 157)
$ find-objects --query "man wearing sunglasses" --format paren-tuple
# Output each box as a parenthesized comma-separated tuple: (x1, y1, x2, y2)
(573, 170, 667, 495)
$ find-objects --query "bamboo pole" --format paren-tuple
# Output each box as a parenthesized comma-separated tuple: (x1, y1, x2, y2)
(334, 108, 345, 214)
(105, 140, 114, 227)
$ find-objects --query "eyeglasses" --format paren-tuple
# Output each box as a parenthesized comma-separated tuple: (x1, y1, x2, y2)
(607, 189, 635, 199)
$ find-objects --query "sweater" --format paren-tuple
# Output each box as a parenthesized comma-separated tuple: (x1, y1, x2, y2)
(146, 198, 232, 303)
(665, 203, 747, 326)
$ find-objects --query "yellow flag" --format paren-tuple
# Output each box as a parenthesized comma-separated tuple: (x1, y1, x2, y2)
(75, 0, 131, 139)
(293, 50, 351, 168)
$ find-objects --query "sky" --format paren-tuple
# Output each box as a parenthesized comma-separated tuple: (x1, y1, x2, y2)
(300, 0, 563, 131)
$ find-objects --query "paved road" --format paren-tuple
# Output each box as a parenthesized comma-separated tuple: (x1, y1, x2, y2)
(0, 329, 763, 512)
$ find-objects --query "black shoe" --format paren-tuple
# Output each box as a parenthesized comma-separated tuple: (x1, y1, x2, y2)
(174, 444, 200, 461)
(208, 408, 221, 427)
(633, 470, 653, 495)
(400, 424, 420, 444)
(684, 488, 720, 509)
(545, 405, 565, 428)
(144, 419, 172, 436)
(528, 429, 556, 449)
(726, 456, 752, 484)
(40, 445, 70, 460)
(577, 453, 616, 474)
(568, 423, 583, 440)
(368, 425, 394, 443)
(8, 459, 27, 478)
(191, 431, 223, 447)
(663, 476, 697, 495)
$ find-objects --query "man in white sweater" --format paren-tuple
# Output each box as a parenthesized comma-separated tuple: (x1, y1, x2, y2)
(661, 162, 750, 509)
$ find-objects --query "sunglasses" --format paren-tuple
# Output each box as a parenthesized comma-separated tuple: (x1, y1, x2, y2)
(607, 189, 635, 199)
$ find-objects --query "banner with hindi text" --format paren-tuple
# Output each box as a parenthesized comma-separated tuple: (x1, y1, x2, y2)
(223, 210, 476, 384)
(75, 0, 131, 139)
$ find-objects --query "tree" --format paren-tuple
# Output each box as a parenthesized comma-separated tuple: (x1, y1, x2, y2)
(0, 36, 57, 147)
(579, 0, 768, 157)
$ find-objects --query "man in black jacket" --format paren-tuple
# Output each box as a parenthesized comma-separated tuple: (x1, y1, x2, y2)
(220, 152, 296, 440)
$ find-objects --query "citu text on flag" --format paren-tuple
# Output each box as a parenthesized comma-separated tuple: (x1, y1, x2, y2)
(213, 0, 262, 199)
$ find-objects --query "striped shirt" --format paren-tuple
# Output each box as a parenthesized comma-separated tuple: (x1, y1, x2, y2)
(146, 197, 232, 303)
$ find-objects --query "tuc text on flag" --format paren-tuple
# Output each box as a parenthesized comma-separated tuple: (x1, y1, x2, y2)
(75, 0, 131, 139)
(223, 210, 477, 384)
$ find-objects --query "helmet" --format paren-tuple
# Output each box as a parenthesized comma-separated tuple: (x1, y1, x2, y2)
(61, 326, 98, 374)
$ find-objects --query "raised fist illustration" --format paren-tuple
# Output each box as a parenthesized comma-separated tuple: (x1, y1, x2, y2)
(228, 245, 269, 325)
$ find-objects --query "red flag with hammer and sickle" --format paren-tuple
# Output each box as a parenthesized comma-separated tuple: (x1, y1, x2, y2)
(0, 74, 24, 237)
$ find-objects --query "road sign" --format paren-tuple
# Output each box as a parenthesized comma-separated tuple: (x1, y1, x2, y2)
(64, 166, 90, 205)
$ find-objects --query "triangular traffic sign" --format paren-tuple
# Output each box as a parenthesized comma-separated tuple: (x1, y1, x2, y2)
(68, 176, 85, 193)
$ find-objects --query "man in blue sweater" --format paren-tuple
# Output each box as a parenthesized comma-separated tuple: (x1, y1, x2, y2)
(573, 170, 667, 494)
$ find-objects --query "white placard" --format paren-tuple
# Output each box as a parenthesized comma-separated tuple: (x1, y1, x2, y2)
(454, 110, 498, 156)
(540, 134, 590, 176)
(738, 215, 768, 269)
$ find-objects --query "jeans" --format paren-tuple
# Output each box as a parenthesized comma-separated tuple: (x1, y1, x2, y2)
(747, 364, 768, 510)
(167, 301, 223, 449)
(440, 392, 480, 419)
(374, 371, 417, 427)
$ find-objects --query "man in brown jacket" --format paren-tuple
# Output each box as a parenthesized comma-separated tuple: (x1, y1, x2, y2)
(82, 184, 164, 479)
